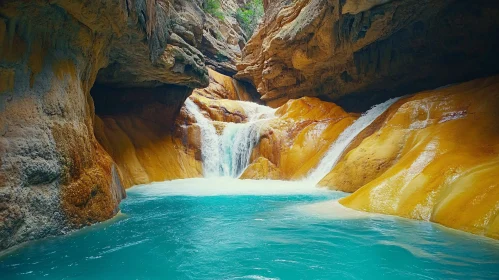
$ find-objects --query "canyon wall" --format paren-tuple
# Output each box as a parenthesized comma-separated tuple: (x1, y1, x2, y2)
(0, 0, 249, 250)
(241, 97, 357, 180)
(234, 75, 499, 239)
(236, 0, 499, 110)
(95, 69, 259, 189)
(332, 76, 499, 239)
(2, 0, 499, 250)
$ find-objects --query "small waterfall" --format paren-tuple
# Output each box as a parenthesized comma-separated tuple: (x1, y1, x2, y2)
(220, 121, 265, 177)
(306, 97, 401, 184)
(185, 98, 276, 178)
(184, 99, 222, 177)
(220, 102, 276, 177)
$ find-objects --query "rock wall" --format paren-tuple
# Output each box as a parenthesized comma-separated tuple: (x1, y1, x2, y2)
(327, 75, 499, 239)
(95, 69, 259, 189)
(92, 85, 203, 189)
(0, 0, 250, 250)
(201, 1, 249, 75)
(236, 0, 499, 110)
(240, 97, 357, 180)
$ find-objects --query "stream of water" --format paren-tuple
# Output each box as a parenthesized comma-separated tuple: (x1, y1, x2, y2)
(186, 96, 400, 183)
(185, 98, 275, 178)
(305, 97, 401, 184)
(2, 98, 499, 279)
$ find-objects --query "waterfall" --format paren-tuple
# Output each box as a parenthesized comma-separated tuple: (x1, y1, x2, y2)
(220, 120, 268, 177)
(185, 98, 276, 178)
(184, 99, 222, 177)
(221, 102, 276, 177)
(306, 97, 401, 184)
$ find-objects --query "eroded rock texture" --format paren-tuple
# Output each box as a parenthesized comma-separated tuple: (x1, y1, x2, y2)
(236, 0, 499, 110)
(240, 97, 357, 180)
(0, 0, 249, 250)
(201, 1, 249, 76)
(333, 75, 499, 239)
(95, 69, 259, 189)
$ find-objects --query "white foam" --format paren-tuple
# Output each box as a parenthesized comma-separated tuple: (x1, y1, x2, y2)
(184, 98, 276, 178)
(128, 178, 333, 197)
(184, 98, 222, 177)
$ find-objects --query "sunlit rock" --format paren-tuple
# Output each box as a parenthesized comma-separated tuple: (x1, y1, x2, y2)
(244, 97, 357, 179)
(337, 75, 499, 239)
(0, 0, 249, 250)
(239, 157, 282, 180)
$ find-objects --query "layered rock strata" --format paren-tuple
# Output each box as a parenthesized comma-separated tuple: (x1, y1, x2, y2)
(236, 0, 499, 110)
(0, 0, 249, 250)
(95, 69, 259, 189)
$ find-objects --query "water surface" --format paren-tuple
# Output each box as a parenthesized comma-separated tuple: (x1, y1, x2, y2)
(1, 179, 498, 279)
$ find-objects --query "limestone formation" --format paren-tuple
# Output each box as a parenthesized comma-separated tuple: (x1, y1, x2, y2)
(335, 76, 499, 239)
(95, 69, 260, 189)
(2, 0, 499, 252)
(0, 0, 248, 250)
(236, 0, 499, 110)
(239, 157, 281, 180)
(241, 97, 357, 179)
(201, 1, 248, 75)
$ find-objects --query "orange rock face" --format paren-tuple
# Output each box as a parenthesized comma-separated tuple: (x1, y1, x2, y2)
(239, 157, 282, 180)
(93, 69, 261, 189)
(242, 97, 357, 179)
(336, 76, 499, 239)
(0, 0, 249, 251)
(95, 115, 202, 189)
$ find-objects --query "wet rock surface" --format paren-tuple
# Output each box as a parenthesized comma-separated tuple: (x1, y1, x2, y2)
(336, 75, 499, 239)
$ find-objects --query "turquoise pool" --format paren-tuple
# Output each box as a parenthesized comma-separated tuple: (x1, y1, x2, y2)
(1, 179, 498, 279)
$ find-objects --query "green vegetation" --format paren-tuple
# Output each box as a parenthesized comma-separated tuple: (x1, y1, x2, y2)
(204, 0, 225, 21)
(235, 0, 264, 37)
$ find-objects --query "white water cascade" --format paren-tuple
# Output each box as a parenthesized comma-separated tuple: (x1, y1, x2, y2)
(184, 99, 222, 177)
(305, 97, 401, 184)
(185, 98, 276, 178)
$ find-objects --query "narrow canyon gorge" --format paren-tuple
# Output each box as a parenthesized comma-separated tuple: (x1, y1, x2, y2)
(1, 0, 499, 278)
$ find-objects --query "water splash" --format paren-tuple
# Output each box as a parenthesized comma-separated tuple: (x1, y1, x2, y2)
(184, 98, 222, 177)
(220, 121, 264, 177)
(306, 97, 401, 184)
(185, 98, 276, 178)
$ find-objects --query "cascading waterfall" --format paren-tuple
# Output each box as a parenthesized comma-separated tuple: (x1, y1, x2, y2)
(185, 98, 276, 178)
(220, 122, 261, 177)
(306, 97, 401, 184)
(184, 99, 222, 177)
(187, 94, 398, 182)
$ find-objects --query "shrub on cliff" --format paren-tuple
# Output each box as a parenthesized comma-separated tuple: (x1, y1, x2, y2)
(204, 0, 225, 20)
(235, 0, 264, 38)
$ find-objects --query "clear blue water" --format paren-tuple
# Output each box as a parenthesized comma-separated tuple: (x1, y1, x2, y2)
(1, 179, 499, 280)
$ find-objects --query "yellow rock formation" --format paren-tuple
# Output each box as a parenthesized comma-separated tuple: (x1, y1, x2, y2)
(94, 69, 257, 188)
(337, 76, 499, 239)
(240, 157, 282, 180)
(244, 97, 357, 179)
(197, 69, 255, 101)
(189, 69, 259, 123)
(95, 115, 202, 189)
